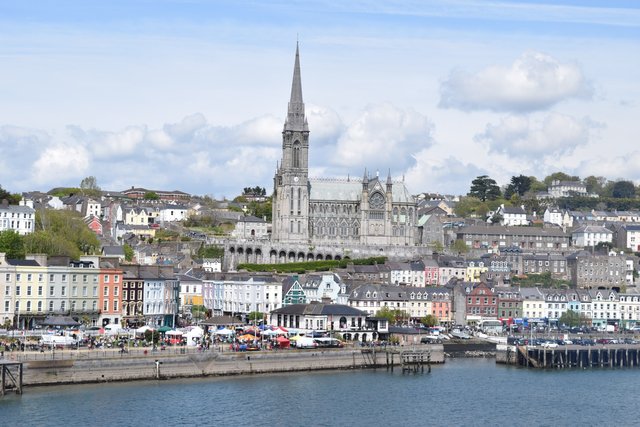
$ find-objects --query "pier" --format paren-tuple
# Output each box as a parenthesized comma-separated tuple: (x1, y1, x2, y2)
(497, 344, 640, 369)
(1, 361, 23, 396)
(361, 346, 441, 373)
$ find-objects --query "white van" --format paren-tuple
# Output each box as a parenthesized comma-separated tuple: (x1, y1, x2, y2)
(296, 337, 318, 349)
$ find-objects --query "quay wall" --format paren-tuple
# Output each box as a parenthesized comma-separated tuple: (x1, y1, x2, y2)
(14, 345, 445, 386)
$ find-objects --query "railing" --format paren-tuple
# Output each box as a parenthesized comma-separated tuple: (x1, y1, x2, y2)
(4, 345, 217, 362)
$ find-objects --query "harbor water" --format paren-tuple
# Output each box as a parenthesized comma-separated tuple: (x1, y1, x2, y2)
(1, 358, 637, 426)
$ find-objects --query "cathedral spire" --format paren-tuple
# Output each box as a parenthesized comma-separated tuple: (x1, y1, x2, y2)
(285, 42, 307, 132)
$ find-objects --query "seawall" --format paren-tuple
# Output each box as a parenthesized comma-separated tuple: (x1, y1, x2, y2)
(11, 345, 445, 387)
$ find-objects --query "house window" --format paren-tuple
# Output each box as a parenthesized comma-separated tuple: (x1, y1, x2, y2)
(114, 286, 119, 297)
(104, 286, 109, 297)
(104, 275, 110, 283)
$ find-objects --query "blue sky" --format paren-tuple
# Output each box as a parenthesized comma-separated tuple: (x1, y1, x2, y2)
(1, 0, 638, 199)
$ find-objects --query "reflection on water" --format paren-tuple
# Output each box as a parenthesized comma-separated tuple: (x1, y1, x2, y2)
(1, 358, 637, 427)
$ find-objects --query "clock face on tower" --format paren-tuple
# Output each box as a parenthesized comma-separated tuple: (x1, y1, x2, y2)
(293, 176, 299, 183)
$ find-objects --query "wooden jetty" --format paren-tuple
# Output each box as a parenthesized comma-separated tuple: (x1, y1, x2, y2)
(361, 347, 436, 373)
(498, 344, 640, 369)
(1, 361, 23, 396)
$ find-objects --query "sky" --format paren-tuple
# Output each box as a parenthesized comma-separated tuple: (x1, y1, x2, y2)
(0, 0, 639, 199)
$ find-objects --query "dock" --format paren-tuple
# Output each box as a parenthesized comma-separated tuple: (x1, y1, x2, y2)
(497, 344, 640, 369)
(361, 345, 442, 372)
(1, 361, 23, 396)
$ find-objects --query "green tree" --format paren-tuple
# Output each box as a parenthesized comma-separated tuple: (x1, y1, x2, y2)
(454, 196, 491, 218)
(24, 210, 100, 258)
(144, 192, 160, 200)
(247, 311, 264, 323)
(451, 239, 469, 255)
(504, 175, 532, 199)
(191, 305, 208, 323)
(197, 244, 224, 259)
(559, 309, 589, 327)
(0, 185, 21, 204)
(528, 177, 547, 194)
(468, 175, 501, 201)
(583, 175, 608, 196)
(543, 172, 580, 187)
(374, 307, 410, 325)
(421, 314, 439, 327)
(611, 180, 636, 199)
(0, 230, 25, 259)
(123, 244, 134, 262)
(79, 176, 101, 197)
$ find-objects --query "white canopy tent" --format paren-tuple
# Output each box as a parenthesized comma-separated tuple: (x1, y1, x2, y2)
(185, 326, 204, 346)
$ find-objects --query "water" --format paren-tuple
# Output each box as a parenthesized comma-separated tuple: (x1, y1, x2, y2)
(1, 358, 637, 426)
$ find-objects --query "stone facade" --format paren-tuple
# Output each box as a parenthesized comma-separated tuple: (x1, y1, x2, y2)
(269, 44, 420, 257)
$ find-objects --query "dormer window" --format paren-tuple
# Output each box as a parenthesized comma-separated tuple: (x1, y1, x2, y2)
(411, 293, 416, 299)
(372, 292, 377, 298)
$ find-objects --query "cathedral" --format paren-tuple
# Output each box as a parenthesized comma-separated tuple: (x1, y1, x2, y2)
(271, 44, 418, 248)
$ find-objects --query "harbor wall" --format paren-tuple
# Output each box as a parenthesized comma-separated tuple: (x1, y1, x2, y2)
(17, 346, 445, 386)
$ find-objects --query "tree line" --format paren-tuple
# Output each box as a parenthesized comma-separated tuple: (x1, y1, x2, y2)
(457, 172, 640, 218)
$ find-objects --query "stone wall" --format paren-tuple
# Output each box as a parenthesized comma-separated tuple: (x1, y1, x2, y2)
(19, 346, 445, 386)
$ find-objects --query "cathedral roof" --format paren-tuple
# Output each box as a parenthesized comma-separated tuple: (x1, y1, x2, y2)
(309, 178, 414, 204)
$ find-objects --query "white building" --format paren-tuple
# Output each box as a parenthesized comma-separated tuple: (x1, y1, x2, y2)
(202, 258, 222, 273)
(159, 204, 188, 223)
(231, 215, 269, 240)
(572, 225, 613, 248)
(143, 273, 179, 327)
(388, 261, 426, 287)
(0, 200, 36, 235)
(495, 204, 528, 226)
(520, 288, 546, 320)
(209, 276, 283, 320)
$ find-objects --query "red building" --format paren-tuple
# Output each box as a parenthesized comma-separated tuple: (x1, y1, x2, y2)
(466, 282, 498, 320)
(99, 264, 123, 327)
(84, 215, 103, 236)
(424, 259, 439, 285)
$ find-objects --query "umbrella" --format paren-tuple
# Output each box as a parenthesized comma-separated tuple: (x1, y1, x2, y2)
(166, 330, 183, 336)
(158, 326, 172, 333)
(135, 325, 154, 336)
(214, 328, 234, 336)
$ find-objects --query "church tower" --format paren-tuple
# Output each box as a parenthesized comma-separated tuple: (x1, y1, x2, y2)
(272, 43, 310, 243)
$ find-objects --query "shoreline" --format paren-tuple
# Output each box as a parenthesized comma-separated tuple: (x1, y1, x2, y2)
(3, 344, 451, 389)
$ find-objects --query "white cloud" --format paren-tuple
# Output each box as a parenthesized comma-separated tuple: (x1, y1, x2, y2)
(439, 51, 592, 112)
(475, 112, 597, 158)
(404, 152, 486, 196)
(306, 105, 344, 146)
(577, 152, 640, 184)
(163, 113, 208, 142)
(32, 144, 91, 186)
(330, 103, 433, 172)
